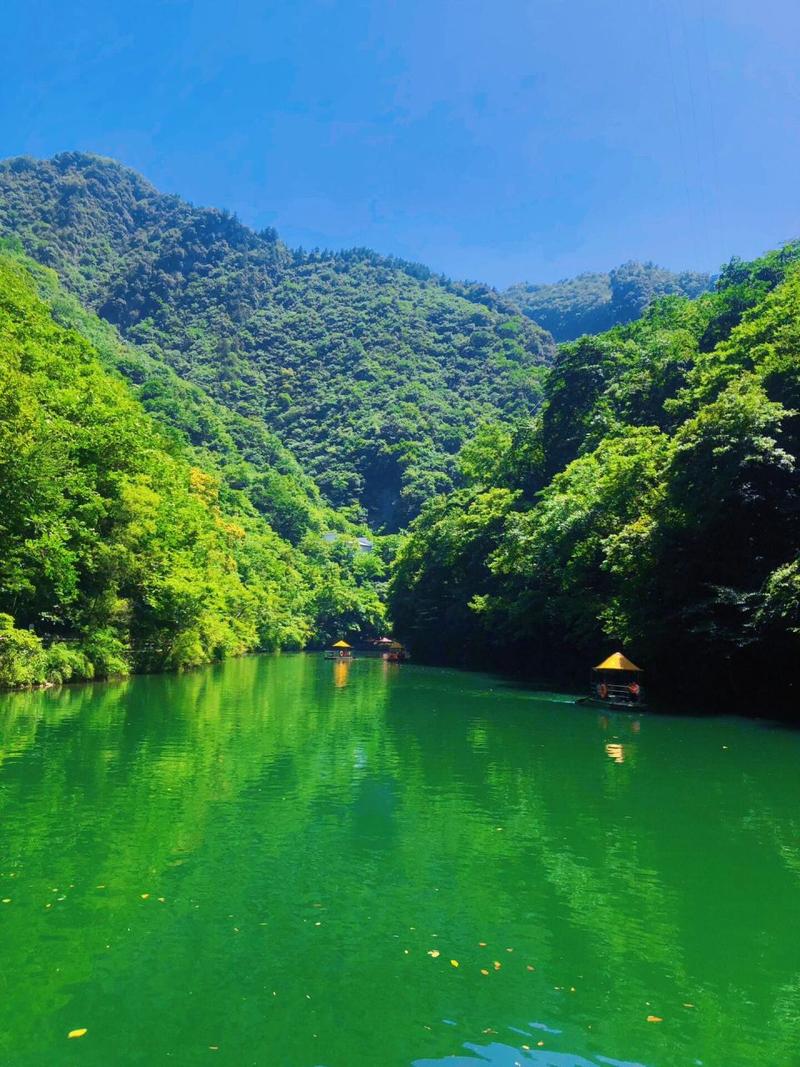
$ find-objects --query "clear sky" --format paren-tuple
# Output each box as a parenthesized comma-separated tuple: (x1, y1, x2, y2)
(2, 0, 799, 287)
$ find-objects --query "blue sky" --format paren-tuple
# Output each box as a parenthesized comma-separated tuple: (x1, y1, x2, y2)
(2, 0, 799, 287)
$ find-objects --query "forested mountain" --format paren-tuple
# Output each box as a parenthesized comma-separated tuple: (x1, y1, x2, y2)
(0, 250, 386, 686)
(0, 153, 554, 529)
(506, 261, 712, 342)
(4, 150, 797, 707)
(390, 244, 800, 708)
(4, 237, 333, 547)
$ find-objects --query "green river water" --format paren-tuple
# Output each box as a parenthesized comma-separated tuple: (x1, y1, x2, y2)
(0, 653, 798, 1066)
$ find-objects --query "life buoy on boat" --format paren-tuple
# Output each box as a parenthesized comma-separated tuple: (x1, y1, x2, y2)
(597, 682, 608, 699)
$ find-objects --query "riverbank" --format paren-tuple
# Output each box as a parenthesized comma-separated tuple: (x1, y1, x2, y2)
(4, 636, 797, 724)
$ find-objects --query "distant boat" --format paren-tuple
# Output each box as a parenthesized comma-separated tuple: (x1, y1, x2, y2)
(324, 640, 354, 660)
(383, 641, 409, 663)
(575, 652, 646, 709)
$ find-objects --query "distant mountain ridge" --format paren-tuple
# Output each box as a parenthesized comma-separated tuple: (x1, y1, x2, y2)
(0, 152, 554, 529)
(505, 261, 713, 342)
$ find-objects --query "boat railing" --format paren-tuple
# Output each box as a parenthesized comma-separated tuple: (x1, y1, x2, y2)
(595, 682, 644, 703)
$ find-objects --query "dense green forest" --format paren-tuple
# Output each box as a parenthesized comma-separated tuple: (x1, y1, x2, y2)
(0, 152, 553, 529)
(2, 150, 798, 705)
(390, 244, 800, 706)
(0, 251, 386, 686)
(506, 261, 712, 342)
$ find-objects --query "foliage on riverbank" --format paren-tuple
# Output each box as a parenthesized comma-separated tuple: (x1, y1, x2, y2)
(0, 254, 385, 687)
(390, 244, 800, 700)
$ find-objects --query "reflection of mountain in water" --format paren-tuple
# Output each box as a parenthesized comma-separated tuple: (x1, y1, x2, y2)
(0, 655, 798, 1065)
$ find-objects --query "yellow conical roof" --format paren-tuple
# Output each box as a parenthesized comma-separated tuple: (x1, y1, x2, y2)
(594, 652, 642, 672)
(332, 640, 351, 649)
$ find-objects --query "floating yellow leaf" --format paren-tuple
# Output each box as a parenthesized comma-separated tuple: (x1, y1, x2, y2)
(427, 949, 440, 958)
(450, 959, 459, 968)
(68, 1028, 87, 1039)
(480, 969, 489, 976)
(478, 941, 487, 947)
(683, 1003, 695, 1009)
(493, 961, 501, 970)
(1, 898, 10, 904)
(646, 1015, 663, 1023)
(140, 893, 150, 900)
(537, 1041, 544, 1047)
(526, 965, 535, 972)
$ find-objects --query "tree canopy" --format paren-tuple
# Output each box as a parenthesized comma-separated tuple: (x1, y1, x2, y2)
(0, 252, 386, 686)
(391, 243, 800, 706)
(506, 261, 712, 342)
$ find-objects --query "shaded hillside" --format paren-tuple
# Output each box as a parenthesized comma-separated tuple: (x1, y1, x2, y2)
(391, 243, 800, 710)
(0, 153, 554, 528)
(506, 260, 712, 342)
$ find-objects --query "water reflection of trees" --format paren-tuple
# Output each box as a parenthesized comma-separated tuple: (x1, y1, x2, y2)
(381, 677, 800, 1064)
(0, 655, 397, 1060)
(0, 660, 798, 1064)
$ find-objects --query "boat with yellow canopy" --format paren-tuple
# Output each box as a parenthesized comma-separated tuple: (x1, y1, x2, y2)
(576, 652, 646, 709)
(324, 640, 354, 660)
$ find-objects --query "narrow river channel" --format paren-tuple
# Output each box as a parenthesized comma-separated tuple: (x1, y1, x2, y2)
(0, 654, 797, 1066)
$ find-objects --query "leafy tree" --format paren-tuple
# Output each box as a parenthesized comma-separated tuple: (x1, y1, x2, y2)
(0, 253, 387, 685)
(391, 245, 800, 706)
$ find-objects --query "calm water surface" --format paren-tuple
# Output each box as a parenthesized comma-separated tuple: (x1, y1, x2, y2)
(0, 654, 798, 1066)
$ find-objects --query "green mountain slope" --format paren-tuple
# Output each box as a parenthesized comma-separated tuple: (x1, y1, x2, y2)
(506, 261, 712, 342)
(0, 152, 554, 529)
(390, 244, 800, 708)
(0, 237, 336, 547)
(0, 252, 386, 686)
